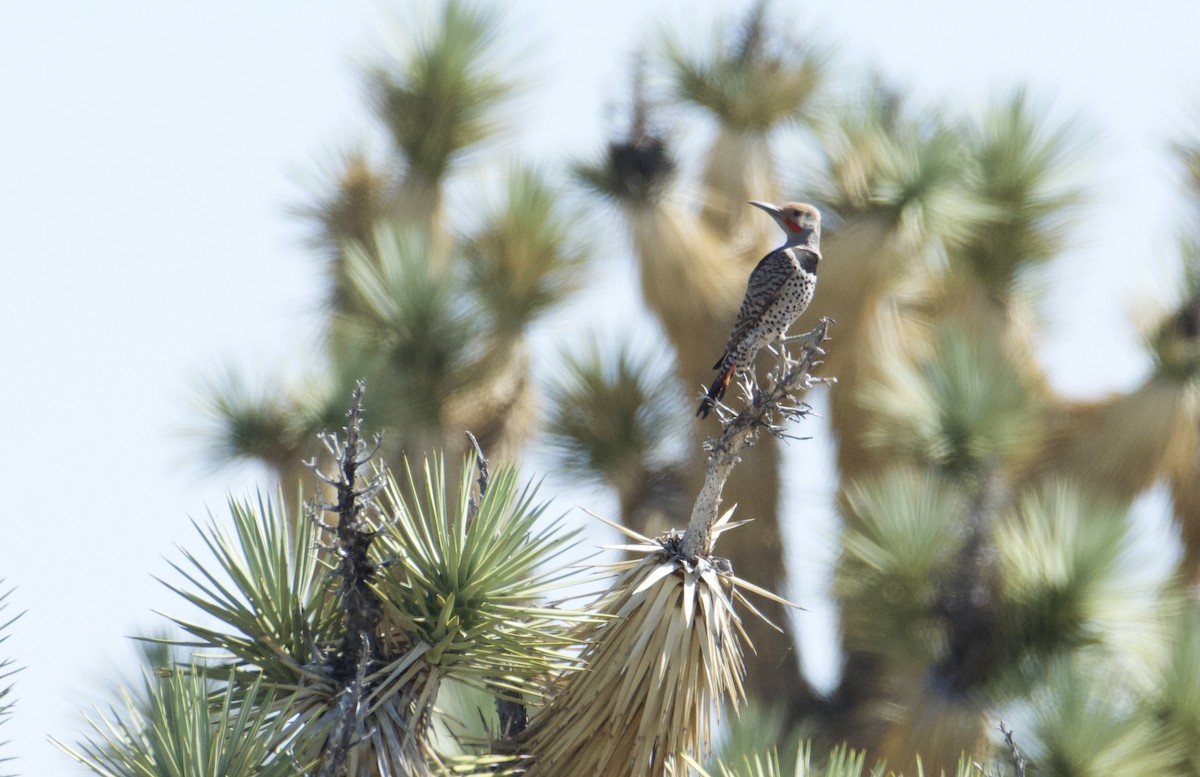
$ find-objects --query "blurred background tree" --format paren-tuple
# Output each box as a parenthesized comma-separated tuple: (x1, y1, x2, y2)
(196, 0, 587, 517)
(178, 0, 1200, 774)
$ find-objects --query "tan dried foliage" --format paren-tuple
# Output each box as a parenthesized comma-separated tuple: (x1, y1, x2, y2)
(523, 519, 773, 777)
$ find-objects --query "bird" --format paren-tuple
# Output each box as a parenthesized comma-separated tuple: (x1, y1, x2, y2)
(697, 200, 822, 419)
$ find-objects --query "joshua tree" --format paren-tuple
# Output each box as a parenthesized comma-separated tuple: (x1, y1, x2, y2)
(195, 1, 585, 516)
(167, 2, 1200, 773)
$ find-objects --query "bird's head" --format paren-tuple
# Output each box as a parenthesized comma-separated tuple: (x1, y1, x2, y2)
(749, 200, 821, 248)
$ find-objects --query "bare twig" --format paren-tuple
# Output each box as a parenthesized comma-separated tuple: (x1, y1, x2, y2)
(680, 318, 833, 559)
(465, 430, 491, 526)
(314, 381, 387, 777)
(998, 720, 1027, 777)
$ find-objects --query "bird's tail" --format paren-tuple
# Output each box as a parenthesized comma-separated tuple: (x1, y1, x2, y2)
(697, 360, 735, 419)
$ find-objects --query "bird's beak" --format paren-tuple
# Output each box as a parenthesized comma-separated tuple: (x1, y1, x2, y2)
(748, 200, 783, 218)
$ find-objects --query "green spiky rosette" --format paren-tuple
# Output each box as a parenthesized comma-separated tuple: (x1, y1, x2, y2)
(139, 387, 591, 776)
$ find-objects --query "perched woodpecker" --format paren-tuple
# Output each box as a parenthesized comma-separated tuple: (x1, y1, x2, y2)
(697, 200, 821, 419)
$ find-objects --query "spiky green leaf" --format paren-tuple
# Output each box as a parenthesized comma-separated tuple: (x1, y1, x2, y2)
(373, 455, 586, 691)
(56, 667, 314, 777)
(159, 490, 338, 682)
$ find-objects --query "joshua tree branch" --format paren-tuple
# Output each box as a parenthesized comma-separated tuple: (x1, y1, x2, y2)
(681, 318, 833, 559)
(308, 381, 386, 777)
(465, 430, 490, 526)
(999, 720, 1028, 777)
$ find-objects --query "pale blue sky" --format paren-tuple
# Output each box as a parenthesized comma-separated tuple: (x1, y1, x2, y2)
(2, 1, 1198, 773)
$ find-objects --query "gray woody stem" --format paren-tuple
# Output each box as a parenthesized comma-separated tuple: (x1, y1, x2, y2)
(680, 318, 832, 559)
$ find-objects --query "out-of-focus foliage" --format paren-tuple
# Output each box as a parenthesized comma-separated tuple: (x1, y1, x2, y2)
(193, 1, 584, 501)
(366, 0, 514, 183)
(665, 0, 825, 133)
(545, 337, 685, 491)
(862, 330, 1044, 478)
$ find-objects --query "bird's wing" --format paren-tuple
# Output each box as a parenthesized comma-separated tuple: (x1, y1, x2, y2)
(722, 249, 790, 352)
